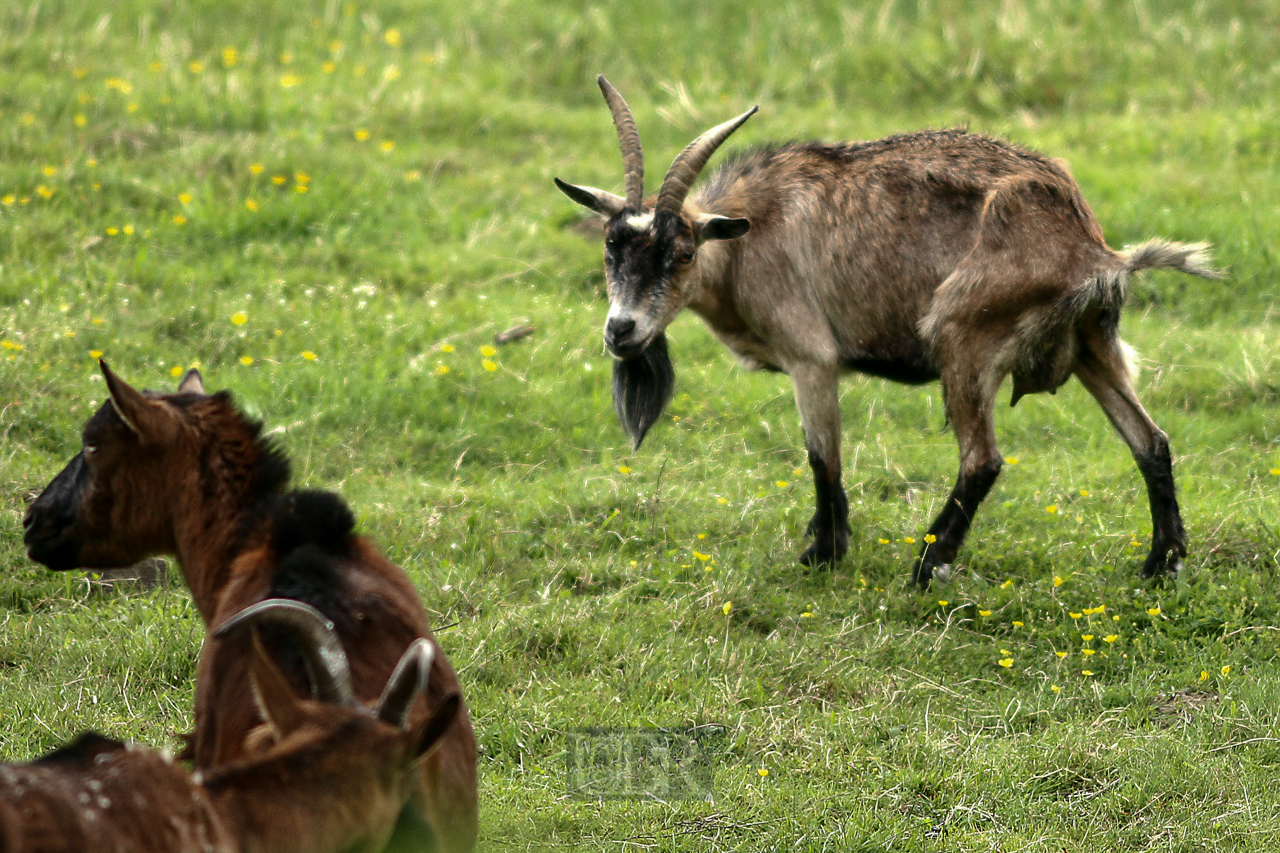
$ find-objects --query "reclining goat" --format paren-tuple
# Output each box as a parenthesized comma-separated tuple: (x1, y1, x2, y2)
(22, 363, 477, 852)
(0, 598, 459, 853)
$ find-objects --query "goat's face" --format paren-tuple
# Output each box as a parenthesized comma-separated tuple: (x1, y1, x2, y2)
(600, 208, 751, 358)
(23, 362, 204, 571)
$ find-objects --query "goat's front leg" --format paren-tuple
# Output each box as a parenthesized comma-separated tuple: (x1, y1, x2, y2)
(914, 369, 1003, 587)
(1075, 337, 1186, 578)
(791, 363, 849, 566)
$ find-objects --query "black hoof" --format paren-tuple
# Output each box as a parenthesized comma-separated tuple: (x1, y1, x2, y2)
(798, 536, 846, 568)
(1140, 547, 1183, 579)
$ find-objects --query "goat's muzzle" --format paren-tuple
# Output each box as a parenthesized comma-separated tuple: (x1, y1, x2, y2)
(23, 452, 87, 571)
(604, 316, 645, 359)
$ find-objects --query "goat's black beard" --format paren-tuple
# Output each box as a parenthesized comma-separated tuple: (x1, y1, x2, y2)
(612, 333, 675, 450)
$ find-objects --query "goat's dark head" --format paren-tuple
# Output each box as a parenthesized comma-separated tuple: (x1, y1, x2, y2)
(556, 76, 755, 447)
(22, 361, 281, 571)
(211, 599, 460, 853)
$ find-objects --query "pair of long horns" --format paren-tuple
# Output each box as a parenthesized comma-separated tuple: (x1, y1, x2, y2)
(598, 75, 757, 213)
(214, 598, 435, 728)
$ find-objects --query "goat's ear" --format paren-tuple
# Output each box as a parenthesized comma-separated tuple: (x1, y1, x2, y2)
(554, 178, 627, 218)
(408, 693, 460, 765)
(100, 360, 178, 443)
(248, 628, 307, 740)
(177, 367, 205, 395)
(694, 213, 750, 244)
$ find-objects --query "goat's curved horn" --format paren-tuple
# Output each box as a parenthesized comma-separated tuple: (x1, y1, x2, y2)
(375, 638, 436, 728)
(655, 105, 758, 215)
(214, 598, 356, 707)
(597, 75, 644, 209)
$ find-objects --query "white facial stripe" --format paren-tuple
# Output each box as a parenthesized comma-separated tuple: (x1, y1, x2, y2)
(625, 212, 654, 232)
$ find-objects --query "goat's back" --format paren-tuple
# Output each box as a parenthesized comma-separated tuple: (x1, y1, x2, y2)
(694, 131, 1118, 374)
(0, 734, 232, 853)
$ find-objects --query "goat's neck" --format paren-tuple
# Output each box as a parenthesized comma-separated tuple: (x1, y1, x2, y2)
(169, 473, 276, 623)
(686, 240, 744, 331)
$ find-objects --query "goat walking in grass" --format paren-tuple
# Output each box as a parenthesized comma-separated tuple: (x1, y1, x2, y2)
(0, 599, 459, 853)
(22, 363, 478, 853)
(557, 76, 1220, 587)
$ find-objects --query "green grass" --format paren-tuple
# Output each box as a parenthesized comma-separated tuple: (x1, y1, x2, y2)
(3, 0, 1280, 850)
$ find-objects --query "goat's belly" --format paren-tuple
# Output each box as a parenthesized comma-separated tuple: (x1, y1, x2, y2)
(840, 340, 939, 384)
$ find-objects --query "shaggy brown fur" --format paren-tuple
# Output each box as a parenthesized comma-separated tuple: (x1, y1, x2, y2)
(0, 622, 459, 853)
(557, 80, 1220, 586)
(23, 364, 478, 853)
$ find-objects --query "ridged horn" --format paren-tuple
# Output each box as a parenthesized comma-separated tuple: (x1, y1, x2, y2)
(375, 638, 436, 728)
(655, 105, 758, 215)
(214, 598, 356, 707)
(597, 75, 644, 209)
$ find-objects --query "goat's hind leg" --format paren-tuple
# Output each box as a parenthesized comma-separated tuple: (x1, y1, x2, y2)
(913, 368, 1004, 588)
(1075, 336, 1185, 578)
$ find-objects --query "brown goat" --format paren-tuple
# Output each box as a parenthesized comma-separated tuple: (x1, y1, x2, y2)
(22, 364, 477, 852)
(0, 599, 459, 853)
(556, 76, 1220, 587)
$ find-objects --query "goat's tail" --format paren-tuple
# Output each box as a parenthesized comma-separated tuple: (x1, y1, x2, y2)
(1119, 239, 1223, 279)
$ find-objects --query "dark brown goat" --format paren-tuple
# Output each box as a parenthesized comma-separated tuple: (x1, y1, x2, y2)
(22, 364, 477, 852)
(556, 76, 1220, 587)
(0, 599, 459, 853)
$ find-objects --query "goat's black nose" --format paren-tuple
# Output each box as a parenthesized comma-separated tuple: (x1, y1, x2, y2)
(606, 317, 636, 342)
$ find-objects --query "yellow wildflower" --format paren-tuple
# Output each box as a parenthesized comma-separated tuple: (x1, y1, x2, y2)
(380, 140, 395, 152)
(937, 600, 949, 607)
(1051, 684, 1061, 693)
(1199, 670, 1209, 681)
(1103, 635, 1118, 643)
(1056, 651, 1068, 659)
(179, 192, 193, 204)
(694, 551, 711, 562)
(439, 343, 456, 353)
(250, 164, 265, 174)
(757, 767, 768, 778)
(924, 534, 937, 544)
(188, 61, 204, 74)
(1012, 621, 1024, 627)
(1082, 670, 1094, 676)
(280, 73, 302, 88)
(354, 129, 370, 141)
(1053, 576, 1063, 587)
(978, 610, 991, 617)
(239, 356, 254, 366)
(903, 536, 916, 544)
(301, 351, 317, 361)
(170, 365, 184, 377)
(1005, 456, 1019, 464)
(1221, 665, 1231, 676)
(1069, 612, 1082, 620)
(1081, 634, 1094, 642)
(230, 312, 248, 326)
(722, 602, 732, 615)
(480, 344, 497, 357)
(878, 538, 890, 545)
(1082, 649, 1096, 656)
(998, 658, 1013, 668)
(618, 466, 630, 474)
(481, 359, 497, 372)
(1045, 504, 1058, 514)
(775, 480, 789, 488)
(1147, 607, 1161, 616)
(89, 350, 103, 359)
(1001, 579, 1013, 589)
(173, 215, 187, 225)
(434, 364, 449, 375)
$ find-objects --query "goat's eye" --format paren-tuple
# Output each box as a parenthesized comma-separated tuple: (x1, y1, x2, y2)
(678, 251, 694, 265)
(83, 443, 97, 458)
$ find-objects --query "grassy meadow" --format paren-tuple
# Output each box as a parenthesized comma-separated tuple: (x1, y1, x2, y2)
(3, 0, 1280, 849)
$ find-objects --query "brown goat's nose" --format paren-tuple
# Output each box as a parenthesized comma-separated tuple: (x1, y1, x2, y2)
(606, 317, 636, 342)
